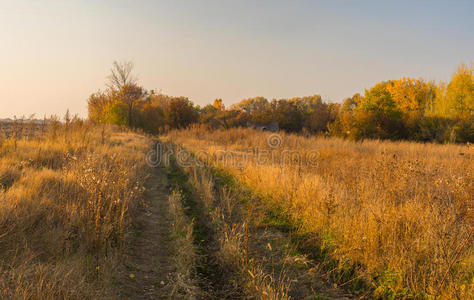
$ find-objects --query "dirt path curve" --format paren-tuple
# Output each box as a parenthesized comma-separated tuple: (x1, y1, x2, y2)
(117, 166, 174, 299)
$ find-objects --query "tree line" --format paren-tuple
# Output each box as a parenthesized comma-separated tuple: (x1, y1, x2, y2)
(88, 61, 473, 143)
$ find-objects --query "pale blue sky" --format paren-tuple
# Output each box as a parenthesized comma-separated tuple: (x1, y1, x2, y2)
(1, 0, 473, 118)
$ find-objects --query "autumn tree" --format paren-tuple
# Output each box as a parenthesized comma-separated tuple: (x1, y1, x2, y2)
(106, 61, 146, 127)
(352, 82, 404, 139)
(236, 97, 269, 114)
(387, 77, 434, 116)
(428, 82, 448, 116)
(88, 90, 112, 123)
(252, 99, 301, 132)
(137, 102, 164, 134)
(342, 93, 361, 113)
(120, 83, 146, 127)
(107, 61, 137, 90)
(445, 63, 473, 118)
(164, 97, 198, 129)
(88, 61, 150, 129)
(307, 103, 329, 133)
(213, 98, 225, 111)
(289, 95, 323, 113)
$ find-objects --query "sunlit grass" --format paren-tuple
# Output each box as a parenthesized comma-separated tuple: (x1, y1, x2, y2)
(0, 121, 150, 298)
(164, 126, 474, 299)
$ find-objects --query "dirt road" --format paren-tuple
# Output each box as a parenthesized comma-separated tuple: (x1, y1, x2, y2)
(117, 167, 174, 299)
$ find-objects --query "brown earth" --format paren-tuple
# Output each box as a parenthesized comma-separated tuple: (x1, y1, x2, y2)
(116, 167, 174, 299)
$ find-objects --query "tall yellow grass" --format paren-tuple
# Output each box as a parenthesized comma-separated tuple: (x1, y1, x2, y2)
(0, 121, 150, 298)
(180, 157, 291, 299)
(164, 126, 473, 299)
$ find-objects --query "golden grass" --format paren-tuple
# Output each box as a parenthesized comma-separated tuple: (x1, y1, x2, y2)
(164, 126, 474, 299)
(0, 121, 151, 298)
(168, 191, 202, 299)
(182, 160, 291, 299)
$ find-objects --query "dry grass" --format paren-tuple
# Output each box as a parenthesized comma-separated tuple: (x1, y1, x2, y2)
(0, 121, 151, 298)
(167, 191, 202, 299)
(164, 126, 474, 299)
(173, 152, 291, 299)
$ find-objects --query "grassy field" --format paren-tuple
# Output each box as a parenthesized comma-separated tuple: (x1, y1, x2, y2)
(0, 121, 151, 298)
(163, 126, 473, 299)
(1, 121, 472, 299)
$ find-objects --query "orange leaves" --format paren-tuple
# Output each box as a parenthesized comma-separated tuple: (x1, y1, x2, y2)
(386, 77, 433, 115)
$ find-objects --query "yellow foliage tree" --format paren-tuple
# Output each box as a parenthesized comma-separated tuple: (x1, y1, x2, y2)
(213, 98, 225, 111)
(387, 77, 434, 116)
(445, 63, 473, 117)
(429, 63, 473, 118)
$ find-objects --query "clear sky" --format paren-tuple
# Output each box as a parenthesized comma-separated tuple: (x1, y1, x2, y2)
(1, 0, 473, 118)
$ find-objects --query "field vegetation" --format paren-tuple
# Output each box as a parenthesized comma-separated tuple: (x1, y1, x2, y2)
(0, 119, 151, 298)
(163, 127, 473, 299)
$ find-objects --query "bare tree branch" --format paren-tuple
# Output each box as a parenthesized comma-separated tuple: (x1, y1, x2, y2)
(107, 60, 137, 91)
